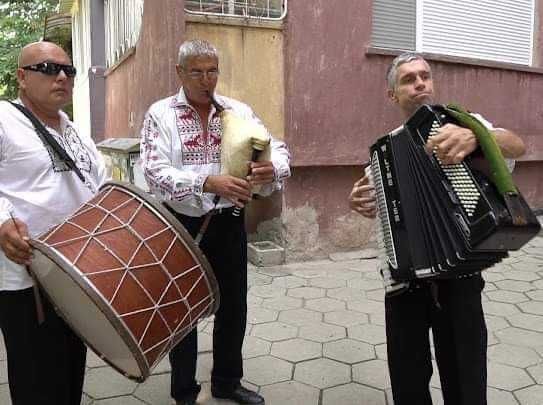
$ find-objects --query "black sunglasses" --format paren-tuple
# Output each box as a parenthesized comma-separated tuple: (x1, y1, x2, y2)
(21, 62, 77, 78)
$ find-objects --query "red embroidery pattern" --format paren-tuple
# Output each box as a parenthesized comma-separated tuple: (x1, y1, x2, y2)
(175, 107, 221, 165)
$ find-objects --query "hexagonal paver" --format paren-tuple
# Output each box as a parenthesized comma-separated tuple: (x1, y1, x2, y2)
(486, 290, 528, 304)
(347, 278, 384, 291)
(487, 343, 540, 368)
(195, 352, 213, 382)
(323, 339, 375, 364)
(132, 373, 171, 404)
(486, 387, 519, 405)
(324, 310, 368, 327)
(83, 367, 137, 398)
(348, 298, 384, 315)
(271, 338, 322, 362)
(278, 308, 322, 327)
(310, 277, 347, 289)
(262, 296, 303, 311)
(495, 327, 543, 348)
(348, 324, 386, 344)
(271, 276, 308, 289)
(503, 270, 541, 282)
(484, 314, 510, 332)
(288, 287, 325, 299)
(526, 289, 543, 301)
(305, 297, 346, 312)
(294, 358, 350, 388)
(515, 384, 543, 405)
(366, 290, 385, 302)
(242, 335, 272, 358)
(86, 350, 107, 368)
(249, 284, 286, 298)
(483, 301, 520, 317)
(495, 280, 534, 293)
(518, 300, 543, 315)
(327, 287, 365, 302)
(326, 269, 361, 280)
(507, 313, 543, 332)
(487, 362, 534, 390)
(248, 272, 273, 286)
(244, 356, 292, 386)
(299, 322, 346, 343)
(251, 322, 298, 342)
(527, 363, 543, 385)
(292, 269, 328, 279)
(352, 359, 391, 389)
(322, 383, 386, 405)
(260, 381, 319, 405)
(247, 307, 278, 324)
(93, 397, 147, 404)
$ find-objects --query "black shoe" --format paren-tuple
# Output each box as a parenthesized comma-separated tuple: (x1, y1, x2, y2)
(175, 400, 195, 405)
(211, 385, 265, 404)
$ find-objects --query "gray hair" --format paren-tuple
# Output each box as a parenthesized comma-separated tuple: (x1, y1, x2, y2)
(386, 52, 429, 90)
(177, 39, 218, 68)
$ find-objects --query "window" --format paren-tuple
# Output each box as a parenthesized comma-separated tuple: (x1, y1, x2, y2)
(185, 0, 287, 20)
(372, 0, 534, 66)
(104, 0, 144, 68)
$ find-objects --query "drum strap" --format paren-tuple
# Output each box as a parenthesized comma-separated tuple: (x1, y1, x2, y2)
(194, 195, 221, 244)
(9, 102, 86, 183)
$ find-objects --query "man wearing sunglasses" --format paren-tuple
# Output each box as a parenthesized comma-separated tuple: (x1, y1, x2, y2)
(0, 41, 106, 404)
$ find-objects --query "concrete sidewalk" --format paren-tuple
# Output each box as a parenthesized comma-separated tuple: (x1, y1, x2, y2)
(1, 236, 543, 404)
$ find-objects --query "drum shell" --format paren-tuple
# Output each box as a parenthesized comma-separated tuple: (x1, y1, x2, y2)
(29, 182, 219, 382)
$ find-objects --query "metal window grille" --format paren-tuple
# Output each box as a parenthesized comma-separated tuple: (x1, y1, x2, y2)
(104, 0, 144, 67)
(185, 0, 287, 20)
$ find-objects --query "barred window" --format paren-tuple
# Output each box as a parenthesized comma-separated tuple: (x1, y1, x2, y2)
(372, 0, 535, 66)
(185, 0, 287, 20)
(104, 0, 144, 68)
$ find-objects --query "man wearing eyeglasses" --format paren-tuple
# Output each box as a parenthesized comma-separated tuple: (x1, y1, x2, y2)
(140, 39, 290, 405)
(0, 41, 106, 404)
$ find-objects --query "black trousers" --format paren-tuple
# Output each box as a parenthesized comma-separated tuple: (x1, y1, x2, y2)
(0, 288, 87, 405)
(385, 275, 487, 405)
(169, 210, 248, 401)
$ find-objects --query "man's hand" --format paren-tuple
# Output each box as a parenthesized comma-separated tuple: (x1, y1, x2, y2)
(247, 161, 275, 186)
(348, 174, 377, 218)
(204, 175, 252, 208)
(0, 218, 32, 265)
(426, 123, 478, 165)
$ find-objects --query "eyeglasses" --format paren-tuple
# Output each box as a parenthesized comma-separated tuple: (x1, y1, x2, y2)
(184, 69, 219, 80)
(21, 62, 77, 78)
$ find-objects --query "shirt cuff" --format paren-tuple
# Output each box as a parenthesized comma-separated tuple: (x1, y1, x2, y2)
(193, 173, 208, 196)
(0, 209, 13, 227)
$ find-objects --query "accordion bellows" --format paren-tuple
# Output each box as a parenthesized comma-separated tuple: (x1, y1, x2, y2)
(370, 105, 540, 282)
(219, 110, 271, 181)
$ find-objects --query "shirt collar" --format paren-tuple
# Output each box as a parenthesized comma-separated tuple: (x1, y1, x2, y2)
(14, 98, 71, 134)
(171, 88, 223, 115)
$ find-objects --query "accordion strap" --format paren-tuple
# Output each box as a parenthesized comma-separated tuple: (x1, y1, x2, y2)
(9, 101, 85, 183)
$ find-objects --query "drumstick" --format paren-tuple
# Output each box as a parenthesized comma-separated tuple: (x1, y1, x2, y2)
(9, 213, 45, 324)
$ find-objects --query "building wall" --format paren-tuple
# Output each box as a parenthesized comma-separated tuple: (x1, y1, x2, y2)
(103, 0, 185, 139)
(283, 0, 543, 259)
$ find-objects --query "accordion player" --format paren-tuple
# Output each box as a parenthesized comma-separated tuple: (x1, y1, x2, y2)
(370, 104, 540, 292)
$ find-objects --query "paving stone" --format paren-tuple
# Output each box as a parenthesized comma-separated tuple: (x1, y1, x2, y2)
(347, 278, 384, 291)
(260, 381, 320, 405)
(345, 259, 380, 273)
(93, 396, 148, 405)
(485, 314, 510, 332)
(487, 343, 541, 368)
(197, 382, 239, 405)
(483, 301, 520, 317)
(515, 384, 543, 405)
(483, 271, 507, 282)
(195, 352, 213, 382)
(324, 309, 368, 327)
(503, 270, 541, 282)
(83, 367, 137, 399)
(242, 335, 272, 358)
(365, 289, 385, 302)
(486, 290, 529, 304)
(487, 362, 534, 390)
(132, 373, 170, 404)
(243, 356, 292, 386)
(262, 294, 303, 311)
(287, 286, 325, 299)
(291, 269, 328, 279)
(325, 269, 362, 280)
(369, 312, 386, 327)
(348, 324, 386, 345)
(86, 350, 108, 368)
(495, 280, 535, 293)
(518, 300, 543, 315)
(197, 330, 213, 354)
(535, 279, 543, 289)
(270, 275, 308, 288)
(247, 272, 273, 286)
(352, 359, 391, 389)
(329, 250, 377, 262)
(0, 361, 7, 385)
(327, 287, 366, 302)
(278, 308, 322, 327)
(249, 284, 286, 298)
(375, 343, 387, 360)
(0, 384, 10, 405)
(347, 298, 385, 315)
(247, 307, 278, 324)
(309, 277, 347, 289)
(507, 313, 543, 332)
(486, 387, 519, 405)
(294, 358, 350, 389)
(527, 363, 543, 384)
(495, 327, 543, 348)
(0, 335, 6, 362)
(305, 297, 346, 312)
(526, 290, 543, 301)
(322, 383, 386, 405)
(323, 338, 375, 364)
(299, 322, 346, 343)
(251, 322, 298, 342)
(271, 338, 322, 362)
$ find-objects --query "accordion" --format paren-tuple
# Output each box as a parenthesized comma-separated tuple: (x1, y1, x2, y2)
(370, 104, 540, 284)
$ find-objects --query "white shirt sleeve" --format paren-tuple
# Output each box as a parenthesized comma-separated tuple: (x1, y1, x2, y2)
(0, 122, 14, 226)
(140, 111, 207, 201)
